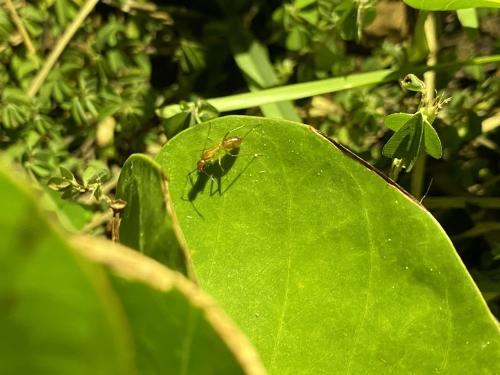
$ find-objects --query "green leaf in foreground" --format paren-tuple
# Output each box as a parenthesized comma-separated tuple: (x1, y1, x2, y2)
(0, 163, 135, 375)
(73, 236, 267, 375)
(0, 159, 267, 375)
(156, 115, 500, 374)
(116, 154, 194, 278)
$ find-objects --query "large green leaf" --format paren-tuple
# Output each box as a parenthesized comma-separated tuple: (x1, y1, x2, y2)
(404, 0, 500, 10)
(116, 153, 194, 278)
(73, 236, 267, 375)
(0, 163, 136, 375)
(156, 115, 500, 374)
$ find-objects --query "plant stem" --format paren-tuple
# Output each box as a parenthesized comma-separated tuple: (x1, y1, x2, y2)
(81, 211, 113, 233)
(411, 12, 438, 199)
(410, 153, 426, 198)
(5, 0, 37, 57)
(26, 0, 100, 98)
(424, 14, 438, 102)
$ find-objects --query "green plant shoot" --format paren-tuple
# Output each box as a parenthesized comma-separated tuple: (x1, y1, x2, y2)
(383, 74, 449, 179)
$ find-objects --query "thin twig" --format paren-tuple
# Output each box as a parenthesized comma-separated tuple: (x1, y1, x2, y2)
(81, 210, 113, 233)
(27, 0, 100, 97)
(5, 0, 37, 56)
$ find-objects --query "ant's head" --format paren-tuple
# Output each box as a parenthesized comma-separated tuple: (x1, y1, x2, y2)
(197, 159, 206, 172)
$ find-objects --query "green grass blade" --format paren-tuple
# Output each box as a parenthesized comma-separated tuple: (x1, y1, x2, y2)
(230, 29, 300, 121)
(158, 54, 500, 116)
(404, 0, 500, 10)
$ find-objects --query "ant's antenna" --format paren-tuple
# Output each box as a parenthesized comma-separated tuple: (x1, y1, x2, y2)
(200, 123, 213, 157)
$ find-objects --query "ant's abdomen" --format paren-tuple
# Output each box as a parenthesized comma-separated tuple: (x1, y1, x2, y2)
(222, 136, 242, 149)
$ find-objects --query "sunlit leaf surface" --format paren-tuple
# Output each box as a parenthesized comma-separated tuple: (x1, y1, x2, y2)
(156, 115, 500, 374)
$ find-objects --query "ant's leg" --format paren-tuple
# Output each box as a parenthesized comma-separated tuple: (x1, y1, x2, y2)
(218, 155, 225, 172)
(200, 124, 210, 151)
(224, 124, 247, 136)
(200, 168, 217, 186)
(226, 150, 263, 159)
(209, 174, 221, 196)
(182, 169, 197, 200)
(217, 149, 261, 170)
(208, 174, 223, 196)
(217, 175, 222, 196)
(230, 124, 262, 139)
(240, 123, 261, 139)
(201, 123, 218, 150)
(220, 124, 251, 142)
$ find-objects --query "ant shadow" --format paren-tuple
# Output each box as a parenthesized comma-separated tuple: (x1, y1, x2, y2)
(183, 148, 258, 208)
(185, 148, 239, 201)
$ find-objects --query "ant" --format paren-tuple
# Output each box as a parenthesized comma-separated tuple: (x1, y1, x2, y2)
(194, 124, 258, 175)
(185, 124, 260, 199)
